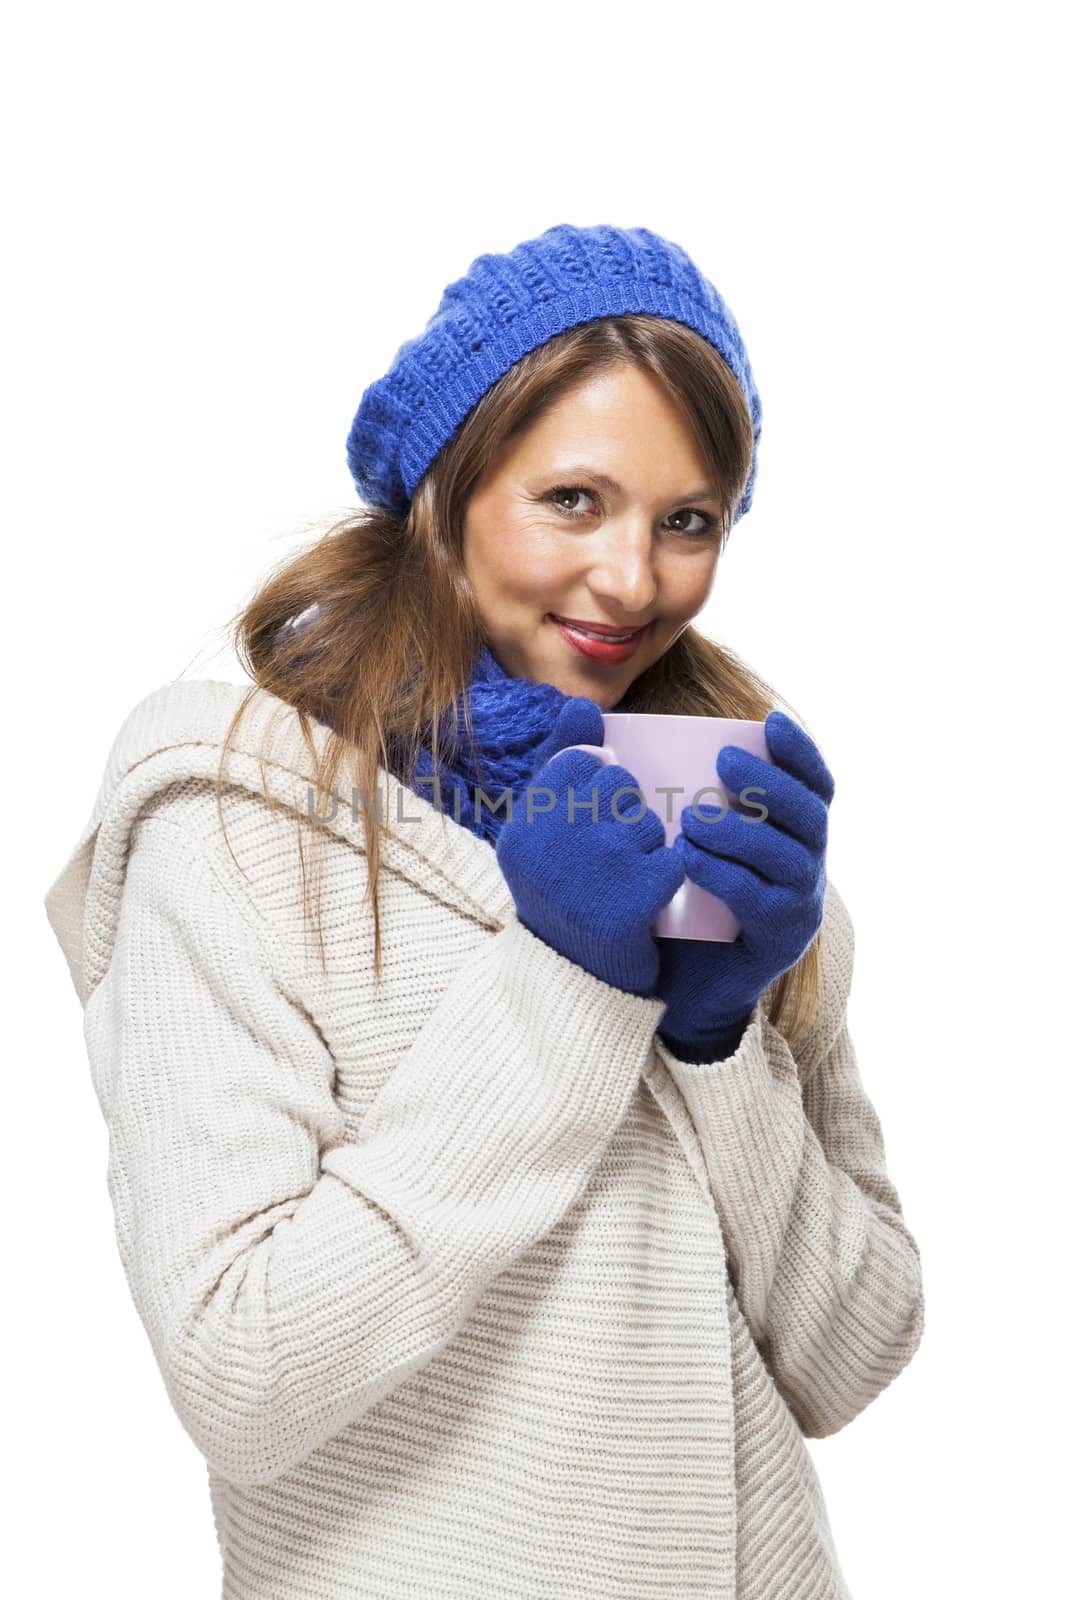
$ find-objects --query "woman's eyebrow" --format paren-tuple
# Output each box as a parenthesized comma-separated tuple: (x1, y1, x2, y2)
(550, 464, 721, 502)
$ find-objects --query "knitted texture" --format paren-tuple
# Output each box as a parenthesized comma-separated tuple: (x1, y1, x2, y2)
(410, 642, 576, 845)
(403, 644, 683, 998)
(345, 640, 639, 848)
(43, 679, 925, 1600)
(404, 646, 763, 1033)
(346, 222, 762, 521)
(495, 728, 686, 996)
(656, 709, 836, 1060)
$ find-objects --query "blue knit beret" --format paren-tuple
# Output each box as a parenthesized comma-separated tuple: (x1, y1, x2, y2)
(345, 222, 762, 523)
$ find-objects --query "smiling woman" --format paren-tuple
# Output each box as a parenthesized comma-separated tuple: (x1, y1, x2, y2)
(245, 300, 780, 1004)
(44, 222, 924, 1600)
(242, 289, 774, 975)
(460, 362, 730, 691)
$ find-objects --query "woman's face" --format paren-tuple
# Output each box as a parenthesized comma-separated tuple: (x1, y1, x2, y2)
(461, 363, 725, 707)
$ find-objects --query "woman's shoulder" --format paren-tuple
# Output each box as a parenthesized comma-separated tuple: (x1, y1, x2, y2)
(109, 676, 299, 774)
(129, 769, 350, 972)
(134, 771, 288, 859)
(103, 674, 315, 869)
(45, 678, 337, 1004)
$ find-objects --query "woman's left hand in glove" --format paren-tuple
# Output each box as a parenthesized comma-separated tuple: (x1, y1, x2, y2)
(654, 710, 835, 1061)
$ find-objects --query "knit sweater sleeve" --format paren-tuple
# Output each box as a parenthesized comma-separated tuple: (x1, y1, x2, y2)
(85, 814, 666, 1489)
(654, 882, 924, 1440)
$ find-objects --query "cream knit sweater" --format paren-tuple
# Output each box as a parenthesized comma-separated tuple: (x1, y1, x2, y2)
(44, 679, 924, 1600)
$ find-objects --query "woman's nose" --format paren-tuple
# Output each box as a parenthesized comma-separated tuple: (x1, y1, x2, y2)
(584, 527, 658, 614)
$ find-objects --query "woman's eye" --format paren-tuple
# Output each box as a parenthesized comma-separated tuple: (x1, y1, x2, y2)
(546, 485, 594, 517)
(667, 508, 723, 541)
(545, 484, 721, 542)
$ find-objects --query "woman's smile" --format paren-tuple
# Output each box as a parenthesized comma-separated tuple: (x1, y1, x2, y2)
(547, 613, 650, 664)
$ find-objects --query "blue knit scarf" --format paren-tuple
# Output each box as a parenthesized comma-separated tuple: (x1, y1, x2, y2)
(310, 641, 631, 847)
(410, 644, 575, 845)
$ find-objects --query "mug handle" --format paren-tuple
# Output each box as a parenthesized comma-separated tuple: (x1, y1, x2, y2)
(548, 742, 618, 766)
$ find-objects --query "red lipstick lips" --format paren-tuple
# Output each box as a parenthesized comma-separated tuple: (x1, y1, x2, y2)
(548, 614, 648, 664)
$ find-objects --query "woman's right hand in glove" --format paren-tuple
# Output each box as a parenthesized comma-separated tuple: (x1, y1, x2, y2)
(496, 699, 685, 997)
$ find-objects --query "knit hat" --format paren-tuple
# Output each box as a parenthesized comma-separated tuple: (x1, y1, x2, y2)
(345, 222, 761, 523)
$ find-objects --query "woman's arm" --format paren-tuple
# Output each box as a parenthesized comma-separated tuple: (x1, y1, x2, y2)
(655, 883, 925, 1438)
(85, 813, 666, 1488)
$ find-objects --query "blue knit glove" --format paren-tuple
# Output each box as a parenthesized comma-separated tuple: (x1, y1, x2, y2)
(654, 710, 835, 1061)
(496, 700, 686, 997)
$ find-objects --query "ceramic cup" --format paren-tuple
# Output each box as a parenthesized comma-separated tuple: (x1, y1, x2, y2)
(553, 713, 772, 941)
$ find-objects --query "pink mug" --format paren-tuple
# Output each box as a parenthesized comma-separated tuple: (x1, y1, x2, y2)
(554, 712, 773, 941)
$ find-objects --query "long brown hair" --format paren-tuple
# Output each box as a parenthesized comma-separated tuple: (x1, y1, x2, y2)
(216, 313, 827, 1056)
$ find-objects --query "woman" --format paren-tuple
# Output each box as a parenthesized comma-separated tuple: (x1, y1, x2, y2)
(44, 223, 924, 1599)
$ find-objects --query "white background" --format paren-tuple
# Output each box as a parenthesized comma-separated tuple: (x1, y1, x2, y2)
(12, 2, 1063, 1594)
